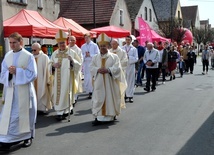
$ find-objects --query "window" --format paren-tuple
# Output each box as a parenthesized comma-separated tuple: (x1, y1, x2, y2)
(178, 11, 180, 19)
(145, 7, 147, 21)
(149, 9, 152, 22)
(38, 0, 43, 9)
(119, 9, 124, 26)
(7, 0, 27, 4)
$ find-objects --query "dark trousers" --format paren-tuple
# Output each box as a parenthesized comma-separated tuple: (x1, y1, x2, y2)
(158, 63, 166, 82)
(184, 59, 189, 72)
(189, 60, 194, 72)
(146, 68, 158, 90)
(179, 68, 183, 76)
(141, 64, 146, 79)
(202, 59, 209, 72)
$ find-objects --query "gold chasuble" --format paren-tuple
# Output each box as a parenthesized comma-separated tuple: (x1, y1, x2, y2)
(90, 52, 127, 121)
(55, 51, 68, 105)
(101, 58, 107, 116)
(50, 47, 81, 112)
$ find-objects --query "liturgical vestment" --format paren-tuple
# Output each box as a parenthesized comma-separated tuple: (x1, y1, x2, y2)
(34, 51, 52, 111)
(0, 49, 37, 143)
(50, 47, 81, 114)
(90, 52, 127, 121)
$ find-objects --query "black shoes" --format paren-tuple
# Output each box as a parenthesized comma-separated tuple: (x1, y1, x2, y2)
(92, 118, 102, 126)
(144, 87, 150, 92)
(129, 98, 133, 103)
(88, 93, 92, 99)
(23, 138, 32, 147)
(173, 75, 176, 80)
(55, 115, 66, 121)
(125, 96, 134, 103)
(170, 76, 172, 81)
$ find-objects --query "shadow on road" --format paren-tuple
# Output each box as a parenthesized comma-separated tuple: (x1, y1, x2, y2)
(74, 109, 91, 116)
(35, 114, 62, 129)
(46, 121, 117, 136)
(176, 112, 214, 155)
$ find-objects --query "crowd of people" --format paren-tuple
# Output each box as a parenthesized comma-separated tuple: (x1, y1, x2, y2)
(0, 30, 212, 152)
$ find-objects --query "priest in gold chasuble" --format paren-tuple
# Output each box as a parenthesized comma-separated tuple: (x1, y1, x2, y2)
(90, 33, 127, 126)
(50, 30, 81, 121)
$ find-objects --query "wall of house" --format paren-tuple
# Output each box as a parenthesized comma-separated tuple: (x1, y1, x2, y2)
(134, 0, 159, 32)
(2, 0, 59, 21)
(2, 0, 59, 51)
(175, 1, 182, 19)
(110, 0, 132, 32)
(195, 9, 200, 29)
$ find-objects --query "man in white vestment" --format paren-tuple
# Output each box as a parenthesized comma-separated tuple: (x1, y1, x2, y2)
(122, 36, 138, 103)
(50, 30, 81, 121)
(90, 33, 127, 126)
(69, 36, 83, 104)
(32, 43, 52, 114)
(0, 32, 37, 151)
(81, 33, 99, 99)
(110, 39, 128, 72)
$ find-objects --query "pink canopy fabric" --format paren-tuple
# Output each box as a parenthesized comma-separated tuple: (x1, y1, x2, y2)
(151, 30, 171, 43)
(91, 25, 130, 38)
(53, 17, 94, 38)
(4, 9, 66, 38)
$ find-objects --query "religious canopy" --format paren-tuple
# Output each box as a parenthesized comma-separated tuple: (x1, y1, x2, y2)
(91, 25, 130, 38)
(53, 17, 94, 38)
(4, 9, 66, 38)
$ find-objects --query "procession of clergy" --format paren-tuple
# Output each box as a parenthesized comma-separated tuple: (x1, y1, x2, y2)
(0, 29, 162, 151)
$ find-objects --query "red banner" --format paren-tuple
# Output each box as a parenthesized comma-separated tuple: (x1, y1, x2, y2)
(138, 17, 152, 46)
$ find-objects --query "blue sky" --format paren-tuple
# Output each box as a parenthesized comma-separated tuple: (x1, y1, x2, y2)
(180, 0, 214, 27)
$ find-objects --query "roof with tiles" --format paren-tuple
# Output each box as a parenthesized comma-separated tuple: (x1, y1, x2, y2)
(58, 0, 117, 25)
(124, 0, 144, 21)
(151, 0, 179, 21)
(181, 5, 198, 26)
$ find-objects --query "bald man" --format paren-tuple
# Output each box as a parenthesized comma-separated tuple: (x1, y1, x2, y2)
(32, 43, 52, 114)
(69, 36, 83, 104)
(110, 39, 128, 72)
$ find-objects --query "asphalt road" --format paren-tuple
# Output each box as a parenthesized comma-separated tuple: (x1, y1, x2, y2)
(2, 59, 214, 155)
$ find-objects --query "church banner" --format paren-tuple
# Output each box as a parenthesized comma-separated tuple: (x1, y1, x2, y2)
(138, 17, 152, 46)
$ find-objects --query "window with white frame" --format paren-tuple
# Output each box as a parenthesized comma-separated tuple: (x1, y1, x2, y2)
(119, 9, 124, 26)
(38, 0, 43, 9)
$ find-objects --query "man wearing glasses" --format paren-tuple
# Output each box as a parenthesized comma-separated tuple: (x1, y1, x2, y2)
(69, 36, 83, 105)
(31, 43, 52, 114)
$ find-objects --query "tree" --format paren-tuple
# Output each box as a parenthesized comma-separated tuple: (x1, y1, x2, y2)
(158, 17, 183, 41)
(193, 28, 214, 45)
(171, 28, 186, 45)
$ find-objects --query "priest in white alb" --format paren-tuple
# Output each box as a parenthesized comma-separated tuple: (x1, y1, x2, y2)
(69, 35, 83, 104)
(110, 39, 128, 72)
(90, 33, 127, 126)
(32, 43, 52, 114)
(0, 32, 37, 151)
(50, 30, 81, 121)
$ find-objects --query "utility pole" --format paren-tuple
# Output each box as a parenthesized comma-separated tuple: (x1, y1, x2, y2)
(0, 0, 4, 66)
(0, 0, 3, 91)
(170, 0, 173, 41)
(93, 0, 96, 28)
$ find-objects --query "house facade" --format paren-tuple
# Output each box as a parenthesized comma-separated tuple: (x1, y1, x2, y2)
(134, 0, 159, 33)
(1, 0, 60, 51)
(2, 0, 60, 21)
(181, 5, 200, 30)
